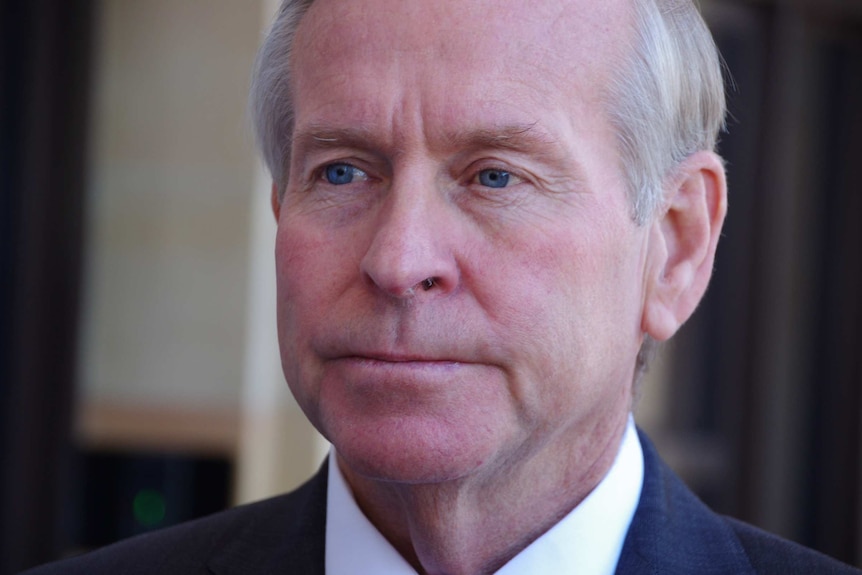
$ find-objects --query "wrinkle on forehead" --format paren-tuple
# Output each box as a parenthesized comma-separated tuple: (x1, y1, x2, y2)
(294, 0, 633, 80)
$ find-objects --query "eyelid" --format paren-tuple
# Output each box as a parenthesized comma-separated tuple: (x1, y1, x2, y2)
(297, 144, 380, 176)
(320, 162, 368, 179)
(467, 163, 526, 187)
(310, 159, 373, 185)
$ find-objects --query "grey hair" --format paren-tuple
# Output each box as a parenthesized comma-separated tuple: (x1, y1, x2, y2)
(605, 0, 727, 390)
(249, 0, 315, 191)
(607, 0, 727, 225)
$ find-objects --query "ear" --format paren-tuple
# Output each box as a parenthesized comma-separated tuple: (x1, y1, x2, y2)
(642, 150, 727, 341)
(271, 181, 281, 221)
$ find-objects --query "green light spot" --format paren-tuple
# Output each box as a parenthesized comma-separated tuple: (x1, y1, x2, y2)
(133, 489, 166, 527)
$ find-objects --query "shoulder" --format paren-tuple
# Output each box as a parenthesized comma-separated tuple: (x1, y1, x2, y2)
(725, 516, 861, 575)
(18, 499, 269, 574)
(20, 463, 328, 575)
(622, 431, 861, 575)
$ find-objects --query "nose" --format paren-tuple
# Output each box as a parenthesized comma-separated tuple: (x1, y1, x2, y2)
(360, 175, 459, 299)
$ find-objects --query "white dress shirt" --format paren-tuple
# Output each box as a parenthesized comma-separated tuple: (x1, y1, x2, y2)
(325, 416, 644, 575)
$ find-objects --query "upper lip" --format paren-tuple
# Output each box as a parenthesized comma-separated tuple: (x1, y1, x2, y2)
(316, 327, 485, 365)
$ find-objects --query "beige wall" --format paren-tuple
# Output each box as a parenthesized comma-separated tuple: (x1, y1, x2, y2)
(80, 0, 260, 411)
(77, 0, 327, 500)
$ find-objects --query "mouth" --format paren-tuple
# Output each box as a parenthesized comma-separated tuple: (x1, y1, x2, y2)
(333, 354, 465, 371)
(318, 340, 473, 364)
(344, 351, 461, 363)
(320, 347, 477, 385)
(314, 344, 504, 405)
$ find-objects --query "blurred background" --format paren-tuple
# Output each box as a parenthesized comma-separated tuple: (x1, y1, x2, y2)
(1, 0, 860, 572)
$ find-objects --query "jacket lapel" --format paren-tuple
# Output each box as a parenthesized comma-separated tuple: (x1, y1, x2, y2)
(615, 432, 754, 575)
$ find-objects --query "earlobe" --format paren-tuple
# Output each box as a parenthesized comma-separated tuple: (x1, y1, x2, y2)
(271, 181, 281, 221)
(642, 151, 727, 341)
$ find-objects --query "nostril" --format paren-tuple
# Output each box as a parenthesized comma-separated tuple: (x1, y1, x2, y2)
(421, 277, 436, 291)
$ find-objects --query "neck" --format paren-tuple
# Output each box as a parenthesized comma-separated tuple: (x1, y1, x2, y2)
(339, 413, 629, 575)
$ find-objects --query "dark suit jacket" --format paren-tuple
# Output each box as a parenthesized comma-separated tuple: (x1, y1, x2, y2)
(21, 433, 860, 574)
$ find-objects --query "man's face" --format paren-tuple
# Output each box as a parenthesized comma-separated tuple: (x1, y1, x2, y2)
(275, 0, 655, 483)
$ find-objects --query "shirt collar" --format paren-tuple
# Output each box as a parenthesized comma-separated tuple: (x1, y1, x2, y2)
(325, 416, 644, 575)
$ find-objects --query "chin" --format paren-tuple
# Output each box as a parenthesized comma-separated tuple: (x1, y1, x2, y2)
(311, 361, 521, 484)
(326, 412, 507, 485)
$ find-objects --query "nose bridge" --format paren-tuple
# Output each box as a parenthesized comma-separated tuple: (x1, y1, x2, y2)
(360, 167, 456, 298)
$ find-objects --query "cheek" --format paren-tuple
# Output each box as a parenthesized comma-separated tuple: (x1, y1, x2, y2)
(487, 222, 621, 327)
(275, 226, 319, 334)
(275, 217, 357, 321)
(483, 218, 644, 401)
(274, 222, 351, 412)
(278, 224, 374, 442)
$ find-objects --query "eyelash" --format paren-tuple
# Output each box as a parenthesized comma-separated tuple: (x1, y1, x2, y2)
(468, 164, 525, 189)
(319, 162, 368, 185)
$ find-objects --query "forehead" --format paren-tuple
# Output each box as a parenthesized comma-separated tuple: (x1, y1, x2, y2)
(289, 0, 634, 159)
(295, 0, 627, 60)
(293, 0, 632, 93)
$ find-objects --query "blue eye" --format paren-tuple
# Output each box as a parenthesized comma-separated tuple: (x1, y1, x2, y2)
(323, 163, 365, 185)
(477, 169, 511, 188)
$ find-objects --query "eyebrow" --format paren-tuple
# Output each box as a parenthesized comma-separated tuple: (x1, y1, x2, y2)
(293, 122, 562, 156)
(295, 126, 377, 149)
(441, 122, 560, 154)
